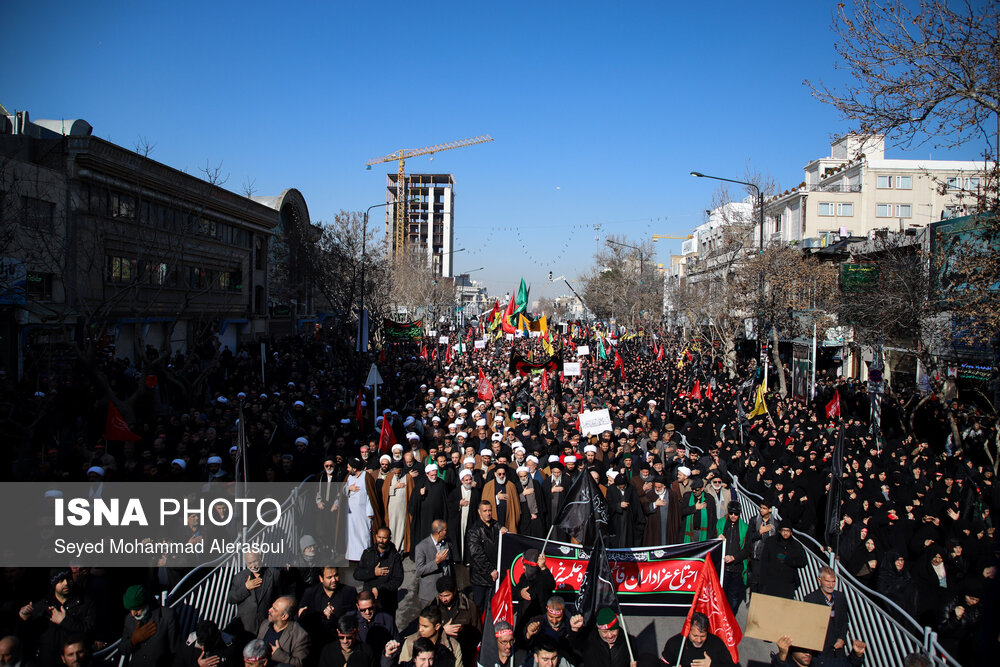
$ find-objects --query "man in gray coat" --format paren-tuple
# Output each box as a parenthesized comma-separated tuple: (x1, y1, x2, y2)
(256, 596, 310, 667)
(414, 520, 453, 608)
(120, 585, 178, 667)
(227, 552, 279, 634)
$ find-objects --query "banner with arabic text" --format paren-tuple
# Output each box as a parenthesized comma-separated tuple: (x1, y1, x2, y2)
(382, 319, 423, 341)
(498, 533, 724, 612)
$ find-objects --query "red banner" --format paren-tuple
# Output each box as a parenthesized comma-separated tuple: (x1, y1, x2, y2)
(500, 534, 724, 609)
(512, 554, 702, 594)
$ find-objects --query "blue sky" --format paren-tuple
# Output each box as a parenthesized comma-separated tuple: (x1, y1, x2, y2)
(4, 1, 982, 299)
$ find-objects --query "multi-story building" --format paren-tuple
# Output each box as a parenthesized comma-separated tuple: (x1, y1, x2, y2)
(0, 109, 309, 379)
(763, 134, 988, 247)
(454, 273, 489, 320)
(385, 173, 455, 277)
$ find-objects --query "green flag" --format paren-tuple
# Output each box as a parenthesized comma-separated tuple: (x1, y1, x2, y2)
(513, 278, 529, 316)
(597, 337, 608, 360)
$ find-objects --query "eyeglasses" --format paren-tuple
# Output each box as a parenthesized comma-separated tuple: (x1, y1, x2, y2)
(358, 606, 375, 614)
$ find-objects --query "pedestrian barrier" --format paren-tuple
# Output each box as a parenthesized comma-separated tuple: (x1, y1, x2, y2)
(729, 475, 960, 667)
(94, 477, 312, 664)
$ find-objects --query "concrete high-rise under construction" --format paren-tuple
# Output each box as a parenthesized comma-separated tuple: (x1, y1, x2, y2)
(386, 173, 455, 278)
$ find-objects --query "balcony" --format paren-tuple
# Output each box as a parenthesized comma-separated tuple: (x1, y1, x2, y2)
(808, 183, 862, 193)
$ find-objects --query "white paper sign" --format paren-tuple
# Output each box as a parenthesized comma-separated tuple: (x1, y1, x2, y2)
(429, 330, 437, 338)
(563, 362, 581, 377)
(579, 408, 612, 436)
(474, 340, 486, 349)
(529, 331, 541, 338)
(576, 345, 590, 356)
(439, 336, 449, 344)
(505, 334, 514, 341)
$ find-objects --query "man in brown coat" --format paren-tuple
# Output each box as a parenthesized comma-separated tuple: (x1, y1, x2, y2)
(642, 475, 683, 546)
(481, 465, 521, 533)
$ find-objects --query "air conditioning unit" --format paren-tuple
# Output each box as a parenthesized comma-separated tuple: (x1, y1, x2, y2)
(802, 238, 822, 248)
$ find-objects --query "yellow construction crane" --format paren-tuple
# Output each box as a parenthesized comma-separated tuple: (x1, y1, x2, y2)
(366, 135, 493, 257)
(652, 234, 693, 241)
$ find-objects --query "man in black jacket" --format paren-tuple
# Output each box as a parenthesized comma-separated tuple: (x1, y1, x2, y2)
(465, 500, 506, 612)
(353, 527, 404, 616)
(802, 566, 849, 659)
(317, 615, 377, 667)
(581, 608, 635, 667)
(297, 567, 357, 646)
(760, 521, 807, 600)
(17, 569, 97, 667)
(717, 501, 752, 614)
(120, 585, 178, 667)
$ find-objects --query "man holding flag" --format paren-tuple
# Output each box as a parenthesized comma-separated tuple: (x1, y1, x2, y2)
(660, 556, 739, 666)
(575, 532, 636, 667)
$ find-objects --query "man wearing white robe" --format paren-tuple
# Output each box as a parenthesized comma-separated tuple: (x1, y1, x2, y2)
(345, 459, 373, 561)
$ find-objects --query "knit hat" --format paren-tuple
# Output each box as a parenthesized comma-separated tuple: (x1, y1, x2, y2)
(122, 585, 149, 610)
(596, 608, 618, 630)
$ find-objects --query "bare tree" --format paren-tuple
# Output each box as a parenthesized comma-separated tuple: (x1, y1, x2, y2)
(738, 246, 838, 397)
(581, 235, 662, 324)
(133, 136, 156, 157)
(389, 247, 455, 326)
(240, 176, 257, 198)
(310, 210, 393, 344)
(807, 0, 1000, 154)
(200, 160, 229, 187)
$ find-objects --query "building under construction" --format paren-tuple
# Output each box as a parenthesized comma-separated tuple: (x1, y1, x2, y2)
(386, 173, 455, 278)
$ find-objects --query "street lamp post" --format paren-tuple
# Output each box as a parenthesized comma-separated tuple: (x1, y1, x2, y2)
(691, 170, 768, 362)
(690, 171, 765, 250)
(605, 238, 646, 324)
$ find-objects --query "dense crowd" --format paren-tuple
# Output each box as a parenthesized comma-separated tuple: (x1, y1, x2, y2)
(0, 327, 996, 666)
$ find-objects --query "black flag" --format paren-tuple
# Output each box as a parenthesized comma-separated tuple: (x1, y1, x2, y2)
(553, 467, 608, 546)
(575, 531, 619, 626)
(824, 423, 846, 547)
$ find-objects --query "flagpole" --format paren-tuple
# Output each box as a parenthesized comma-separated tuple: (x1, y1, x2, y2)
(540, 525, 555, 554)
(676, 635, 687, 666)
(617, 613, 635, 663)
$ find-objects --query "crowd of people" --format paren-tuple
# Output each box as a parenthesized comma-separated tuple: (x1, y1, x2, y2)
(0, 325, 996, 666)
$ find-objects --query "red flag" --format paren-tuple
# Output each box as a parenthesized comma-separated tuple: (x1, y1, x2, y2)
(378, 414, 396, 453)
(355, 388, 365, 432)
(705, 383, 713, 401)
(477, 367, 495, 401)
(419, 344, 428, 360)
(491, 571, 514, 627)
(104, 402, 141, 442)
(445, 343, 452, 364)
(690, 380, 702, 400)
(541, 370, 549, 393)
(501, 291, 517, 335)
(613, 350, 623, 369)
(826, 390, 841, 419)
(682, 557, 742, 663)
(431, 347, 437, 361)
(656, 344, 664, 361)
(379, 347, 387, 363)
(686, 350, 693, 362)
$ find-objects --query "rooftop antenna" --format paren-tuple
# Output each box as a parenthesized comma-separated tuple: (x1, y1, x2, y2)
(594, 223, 601, 254)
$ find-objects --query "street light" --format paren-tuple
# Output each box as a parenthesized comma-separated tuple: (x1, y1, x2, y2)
(439, 247, 466, 278)
(690, 171, 765, 250)
(605, 238, 645, 276)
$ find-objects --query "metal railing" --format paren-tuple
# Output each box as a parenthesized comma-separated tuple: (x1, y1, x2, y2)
(95, 478, 311, 663)
(729, 474, 960, 667)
